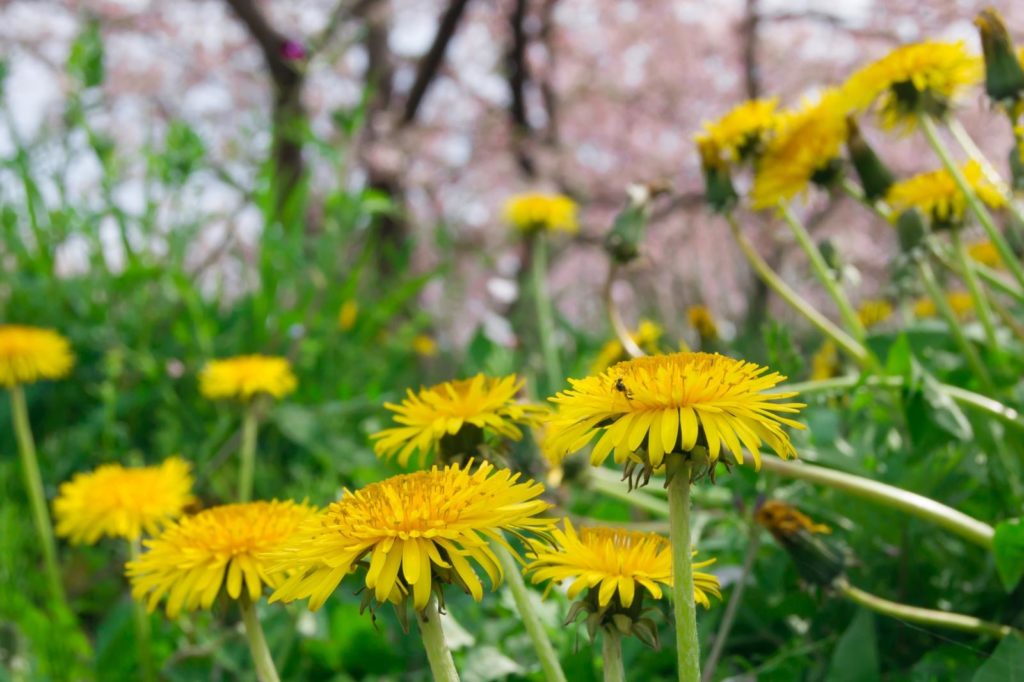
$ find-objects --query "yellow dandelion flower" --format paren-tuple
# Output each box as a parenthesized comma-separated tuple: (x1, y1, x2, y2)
(752, 90, 850, 209)
(199, 355, 297, 401)
(371, 374, 544, 466)
(843, 40, 982, 129)
(269, 461, 553, 611)
(687, 306, 718, 340)
(694, 98, 778, 167)
(545, 352, 805, 471)
(412, 334, 438, 357)
(504, 193, 579, 234)
(126, 500, 317, 617)
(526, 520, 720, 609)
(887, 161, 1004, 227)
(809, 339, 841, 381)
(53, 457, 195, 545)
(0, 325, 74, 387)
(856, 299, 893, 329)
(590, 319, 663, 374)
(913, 291, 975, 320)
(967, 240, 1003, 269)
(338, 300, 358, 331)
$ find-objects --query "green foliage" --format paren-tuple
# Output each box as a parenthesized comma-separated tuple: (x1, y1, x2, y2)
(993, 519, 1024, 591)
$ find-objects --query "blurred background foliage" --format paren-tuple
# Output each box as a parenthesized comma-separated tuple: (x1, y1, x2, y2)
(3, 8, 1024, 682)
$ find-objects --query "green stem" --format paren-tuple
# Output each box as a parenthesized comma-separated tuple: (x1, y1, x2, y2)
(840, 180, 893, 222)
(947, 117, 1024, 241)
(417, 594, 461, 682)
(757, 458, 994, 549)
(931, 243, 1024, 305)
(602, 628, 625, 682)
(919, 114, 1024, 291)
(129, 539, 155, 682)
(701, 529, 760, 682)
(778, 202, 868, 342)
(666, 456, 700, 682)
(9, 385, 65, 603)
(949, 228, 999, 348)
(238, 403, 260, 503)
(725, 213, 871, 367)
(495, 544, 567, 682)
(239, 593, 281, 682)
(836, 578, 1016, 639)
(531, 235, 563, 391)
(603, 263, 645, 359)
(916, 259, 996, 392)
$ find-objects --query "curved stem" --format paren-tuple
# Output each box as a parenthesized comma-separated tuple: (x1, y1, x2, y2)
(238, 403, 260, 503)
(778, 202, 868, 342)
(916, 259, 996, 392)
(531, 235, 563, 391)
(835, 578, 1016, 639)
(602, 628, 625, 682)
(666, 457, 700, 682)
(9, 385, 65, 604)
(239, 593, 281, 682)
(701, 529, 760, 682)
(725, 213, 871, 367)
(757, 457, 994, 549)
(495, 544, 567, 682)
(919, 114, 1024, 291)
(603, 263, 645, 359)
(417, 594, 461, 682)
(129, 539, 155, 682)
(950, 228, 999, 348)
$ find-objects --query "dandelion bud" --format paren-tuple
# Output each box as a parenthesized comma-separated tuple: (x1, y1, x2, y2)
(1011, 128, 1024, 191)
(603, 183, 665, 263)
(895, 209, 928, 254)
(697, 139, 738, 214)
(846, 117, 894, 201)
(974, 8, 1024, 107)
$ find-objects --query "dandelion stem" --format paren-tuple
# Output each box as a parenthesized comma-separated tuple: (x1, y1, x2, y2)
(239, 593, 281, 682)
(602, 628, 625, 682)
(916, 259, 996, 392)
(666, 456, 700, 682)
(9, 385, 65, 604)
(725, 213, 871, 367)
(495, 544, 567, 682)
(238, 403, 260, 503)
(603, 263, 645, 359)
(835, 578, 1017, 639)
(129, 539, 155, 682)
(778, 202, 868, 342)
(947, 117, 1024, 240)
(949, 228, 999, 349)
(417, 594, 461, 682)
(531, 235, 563, 392)
(931, 243, 1024, 305)
(919, 114, 1024, 291)
(757, 458, 994, 549)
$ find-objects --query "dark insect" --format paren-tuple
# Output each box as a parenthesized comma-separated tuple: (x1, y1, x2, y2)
(614, 377, 633, 401)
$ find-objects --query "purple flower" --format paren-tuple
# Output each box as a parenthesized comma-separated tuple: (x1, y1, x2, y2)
(280, 40, 306, 61)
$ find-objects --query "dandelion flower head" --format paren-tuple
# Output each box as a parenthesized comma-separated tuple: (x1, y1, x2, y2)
(0, 325, 74, 387)
(886, 161, 1005, 227)
(199, 355, 297, 401)
(504, 193, 578, 234)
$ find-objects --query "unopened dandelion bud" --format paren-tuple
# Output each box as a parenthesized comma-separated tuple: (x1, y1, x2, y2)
(896, 209, 928, 254)
(603, 183, 666, 264)
(975, 8, 1024, 106)
(697, 139, 738, 214)
(846, 117, 894, 201)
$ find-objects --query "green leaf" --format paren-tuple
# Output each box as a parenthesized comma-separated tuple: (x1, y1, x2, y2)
(67, 19, 105, 88)
(826, 609, 879, 682)
(886, 333, 913, 379)
(971, 634, 1024, 682)
(993, 519, 1024, 591)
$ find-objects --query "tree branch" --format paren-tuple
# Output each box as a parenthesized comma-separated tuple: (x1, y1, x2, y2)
(401, 0, 473, 125)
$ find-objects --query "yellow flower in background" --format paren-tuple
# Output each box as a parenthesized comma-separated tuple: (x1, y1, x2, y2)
(809, 339, 841, 381)
(338, 300, 358, 331)
(504, 193, 579, 234)
(269, 461, 553, 611)
(54, 457, 195, 545)
(0, 325, 74, 387)
(843, 40, 982, 129)
(694, 98, 778, 167)
(856, 299, 893, 329)
(199, 355, 297, 401)
(127, 500, 317, 617)
(756, 500, 832, 537)
(967, 240, 1003, 269)
(371, 374, 544, 466)
(913, 291, 975, 320)
(887, 161, 1005, 226)
(545, 352, 805, 470)
(590, 319, 663, 374)
(412, 334, 438, 357)
(526, 520, 720, 609)
(751, 90, 850, 208)
(687, 305, 718, 340)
